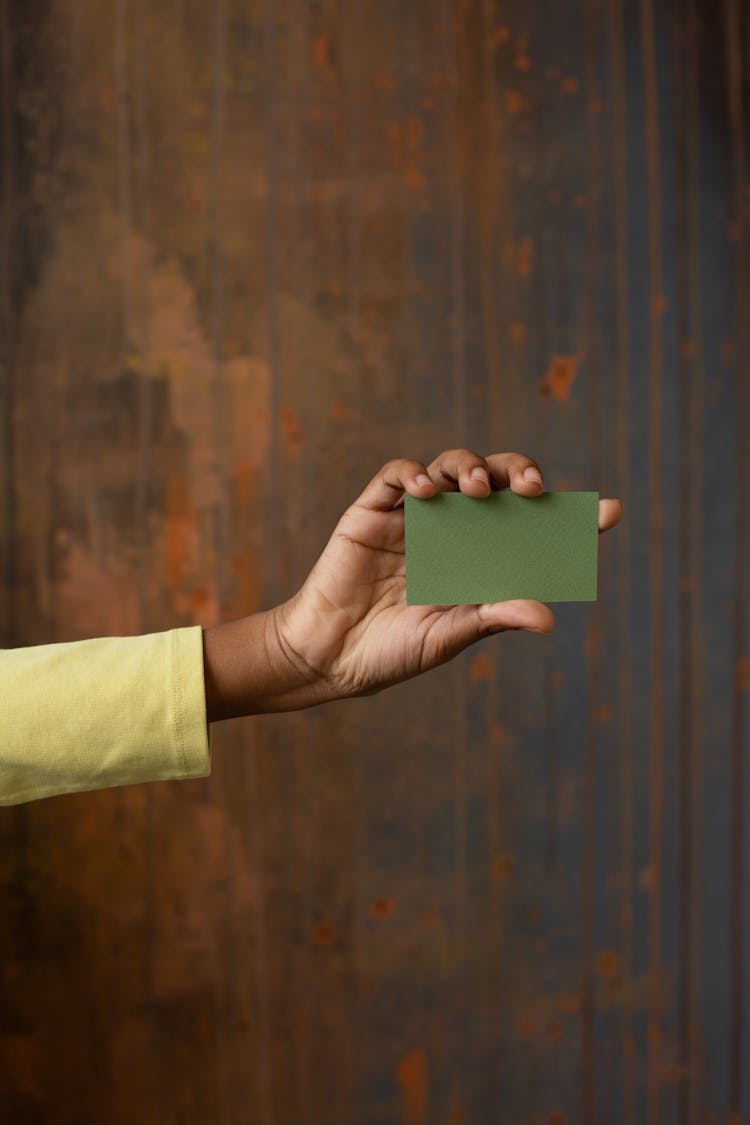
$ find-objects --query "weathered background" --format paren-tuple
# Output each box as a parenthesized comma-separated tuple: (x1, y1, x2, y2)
(0, 0, 748, 1121)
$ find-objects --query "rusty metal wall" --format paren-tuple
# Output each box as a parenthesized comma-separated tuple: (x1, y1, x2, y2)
(0, 0, 748, 1122)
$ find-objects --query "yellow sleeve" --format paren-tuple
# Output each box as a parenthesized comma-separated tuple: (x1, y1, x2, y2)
(0, 625, 212, 805)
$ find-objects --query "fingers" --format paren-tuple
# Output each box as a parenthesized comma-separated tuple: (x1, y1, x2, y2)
(484, 452, 544, 495)
(356, 458, 437, 511)
(356, 452, 625, 527)
(599, 498, 623, 533)
(425, 449, 545, 497)
(424, 448, 494, 497)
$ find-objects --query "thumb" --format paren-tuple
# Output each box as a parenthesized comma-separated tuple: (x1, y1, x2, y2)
(475, 599, 555, 637)
(420, 600, 555, 671)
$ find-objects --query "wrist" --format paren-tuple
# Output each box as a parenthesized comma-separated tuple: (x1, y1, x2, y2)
(201, 603, 324, 723)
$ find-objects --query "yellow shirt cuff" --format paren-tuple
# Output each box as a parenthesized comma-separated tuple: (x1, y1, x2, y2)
(0, 625, 212, 805)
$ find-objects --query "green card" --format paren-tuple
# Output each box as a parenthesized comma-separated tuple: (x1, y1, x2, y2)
(404, 491, 599, 605)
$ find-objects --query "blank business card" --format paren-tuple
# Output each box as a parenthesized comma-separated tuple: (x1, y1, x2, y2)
(404, 491, 599, 605)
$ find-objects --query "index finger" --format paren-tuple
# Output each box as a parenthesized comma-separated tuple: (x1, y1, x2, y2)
(355, 457, 437, 511)
(485, 452, 545, 495)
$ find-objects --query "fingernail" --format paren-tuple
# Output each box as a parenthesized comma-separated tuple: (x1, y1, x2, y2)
(471, 467, 489, 483)
(523, 467, 543, 486)
(415, 474, 432, 487)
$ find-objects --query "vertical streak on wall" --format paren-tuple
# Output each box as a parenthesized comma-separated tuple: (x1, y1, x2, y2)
(674, 0, 705, 1120)
(673, 12, 692, 1124)
(442, 0, 469, 1109)
(479, 2, 507, 1108)
(0, 0, 16, 645)
(256, 0, 282, 1121)
(286, 2, 314, 1116)
(478, 0, 502, 439)
(113, 3, 161, 1113)
(581, 1, 603, 1120)
(210, 0, 229, 616)
(129, 3, 165, 1118)
(133, 0, 153, 592)
(609, 0, 634, 1120)
(208, 1, 238, 1119)
(641, 1, 665, 1122)
(725, 0, 748, 1116)
(115, 0, 132, 352)
(341, 2, 366, 1115)
(683, 4, 705, 1118)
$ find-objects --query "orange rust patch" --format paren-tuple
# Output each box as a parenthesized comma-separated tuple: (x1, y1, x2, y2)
(651, 293, 668, 316)
(396, 1047, 428, 1125)
(594, 704, 614, 724)
(547, 1019, 563, 1041)
(429, 71, 451, 95)
(515, 53, 532, 71)
(312, 922, 334, 947)
(491, 854, 512, 880)
(405, 116, 426, 190)
(528, 906, 542, 925)
(561, 993, 581, 1014)
(387, 118, 427, 192)
(508, 321, 526, 344)
(490, 724, 506, 748)
(234, 455, 255, 507)
(313, 32, 334, 75)
(469, 651, 494, 682)
(490, 25, 511, 47)
(561, 75, 580, 93)
(164, 517, 190, 589)
(330, 400, 357, 421)
(504, 89, 530, 116)
(597, 950, 620, 978)
(538, 354, 581, 403)
(516, 235, 534, 278)
(375, 71, 396, 91)
(98, 82, 115, 116)
(549, 1112, 565, 1125)
(371, 896, 396, 919)
(194, 1015, 213, 1043)
(517, 1014, 536, 1040)
(737, 656, 750, 690)
(280, 405, 304, 457)
(449, 1108, 467, 1124)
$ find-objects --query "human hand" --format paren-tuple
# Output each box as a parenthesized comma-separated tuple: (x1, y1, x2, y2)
(262, 449, 622, 709)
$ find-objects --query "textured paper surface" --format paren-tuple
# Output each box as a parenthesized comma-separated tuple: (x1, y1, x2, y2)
(404, 491, 599, 604)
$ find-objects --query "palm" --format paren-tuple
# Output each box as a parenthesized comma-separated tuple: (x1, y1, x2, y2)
(294, 502, 477, 695)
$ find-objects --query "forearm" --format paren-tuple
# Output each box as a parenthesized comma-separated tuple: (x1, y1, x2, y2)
(201, 605, 324, 722)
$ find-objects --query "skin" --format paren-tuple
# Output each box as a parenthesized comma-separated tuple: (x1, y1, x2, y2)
(202, 449, 623, 722)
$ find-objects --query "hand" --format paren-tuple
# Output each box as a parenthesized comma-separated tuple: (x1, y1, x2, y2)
(264, 449, 622, 709)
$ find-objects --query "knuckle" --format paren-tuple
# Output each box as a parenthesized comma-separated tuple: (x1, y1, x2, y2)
(504, 451, 539, 471)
